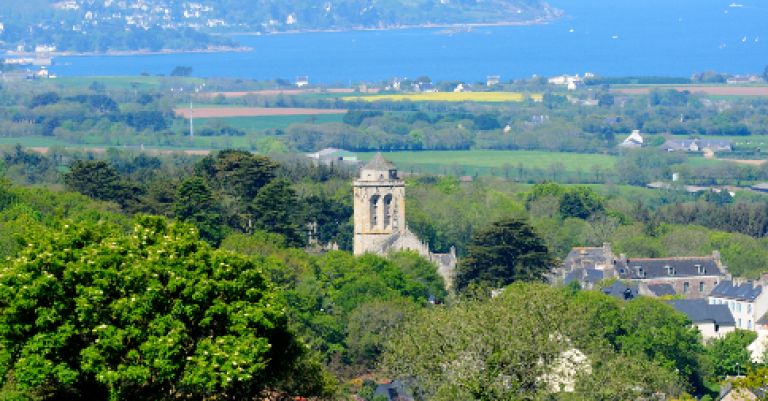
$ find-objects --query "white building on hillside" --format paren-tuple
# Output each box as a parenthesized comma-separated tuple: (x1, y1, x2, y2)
(708, 280, 768, 331)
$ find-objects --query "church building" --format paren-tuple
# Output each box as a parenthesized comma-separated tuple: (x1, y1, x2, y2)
(353, 153, 457, 285)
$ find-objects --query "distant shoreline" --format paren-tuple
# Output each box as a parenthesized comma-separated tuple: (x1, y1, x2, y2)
(4, 14, 560, 58)
(227, 14, 562, 37)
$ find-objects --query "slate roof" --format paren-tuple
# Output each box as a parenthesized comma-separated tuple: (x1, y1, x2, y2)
(647, 283, 677, 297)
(710, 280, 763, 302)
(616, 257, 723, 280)
(757, 312, 768, 325)
(364, 152, 396, 171)
(374, 380, 413, 401)
(667, 299, 735, 326)
(564, 268, 606, 286)
(602, 281, 638, 301)
(563, 247, 611, 270)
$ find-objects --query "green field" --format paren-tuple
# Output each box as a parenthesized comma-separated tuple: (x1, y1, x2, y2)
(54, 76, 206, 91)
(195, 114, 344, 132)
(357, 150, 618, 176)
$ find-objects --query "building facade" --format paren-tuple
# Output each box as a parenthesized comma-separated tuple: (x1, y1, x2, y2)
(708, 280, 768, 331)
(558, 245, 729, 299)
(353, 153, 457, 285)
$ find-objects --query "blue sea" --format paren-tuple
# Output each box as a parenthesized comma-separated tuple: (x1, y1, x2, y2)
(49, 0, 768, 82)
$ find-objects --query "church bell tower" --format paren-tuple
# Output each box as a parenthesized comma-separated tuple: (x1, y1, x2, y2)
(353, 153, 406, 255)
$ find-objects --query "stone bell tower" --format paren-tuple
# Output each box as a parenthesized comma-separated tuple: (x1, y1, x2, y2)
(353, 153, 406, 255)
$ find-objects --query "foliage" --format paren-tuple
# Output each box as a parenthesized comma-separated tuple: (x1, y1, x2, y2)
(250, 179, 305, 247)
(63, 160, 139, 210)
(706, 330, 757, 378)
(382, 283, 684, 401)
(0, 216, 333, 400)
(455, 218, 556, 290)
(174, 177, 226, 245)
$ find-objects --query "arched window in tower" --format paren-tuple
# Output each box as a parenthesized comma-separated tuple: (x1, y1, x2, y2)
(370, 195, 380, 229)
(383, 194, 393, 228)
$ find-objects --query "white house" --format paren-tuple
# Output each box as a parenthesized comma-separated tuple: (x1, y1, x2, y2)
(668, 299, 736, 341)
(295, 75, 309, 88)
(548, 74, 585, 90)
(708, 280, 768, 331)
(619, 130, 644, 149)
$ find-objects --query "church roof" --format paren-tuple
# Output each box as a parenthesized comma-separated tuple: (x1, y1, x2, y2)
(364, 152, 396, 171)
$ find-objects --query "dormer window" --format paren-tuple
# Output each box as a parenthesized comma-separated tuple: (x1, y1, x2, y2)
(665, 265, 675, 276)
(696, 264, 705, 275)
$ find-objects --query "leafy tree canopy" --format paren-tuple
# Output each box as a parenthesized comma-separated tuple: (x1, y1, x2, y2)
(0, 216, 332, 400)
(455, 218, 556, 290)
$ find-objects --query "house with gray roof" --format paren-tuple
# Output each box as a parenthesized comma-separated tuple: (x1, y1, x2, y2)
(708, 280, 768, 331)
(557, 245, 728, 299)
(667, 299, 735, 340)
(616, 252, 729, 299)
(555, 244, 616, 288)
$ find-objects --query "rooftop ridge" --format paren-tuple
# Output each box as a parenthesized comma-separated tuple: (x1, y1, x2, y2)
(363, 152, 396, 171)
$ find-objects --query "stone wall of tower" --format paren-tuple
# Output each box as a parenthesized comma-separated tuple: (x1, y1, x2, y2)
(353, 179, 406, 255)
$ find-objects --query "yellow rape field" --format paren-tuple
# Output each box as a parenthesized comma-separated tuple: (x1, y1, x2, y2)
(344, 92, 543, 103)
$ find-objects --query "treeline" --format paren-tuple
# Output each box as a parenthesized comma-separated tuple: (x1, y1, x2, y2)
(2, 149, 767, 400)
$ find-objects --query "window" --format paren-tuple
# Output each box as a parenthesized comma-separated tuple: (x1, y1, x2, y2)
(370, 195, 380, 229)
(383, 194, 393, 228)
(739, 318, 742, 328)
(749, 320, 753, 330)
(749, 304, 753, 314)
(683, 282, 690, 293)
(699, 282, 704, 293)
(736, 303, 741, 313)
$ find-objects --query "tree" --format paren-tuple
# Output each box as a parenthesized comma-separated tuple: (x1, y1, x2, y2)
(559, 186, 605, 219)
(382, 283, 683, 401)
(196, 150, 278, 201)
(455, 218, 556, 290)
(251, 179, 305, 247)
(64, 160, 139, 209)
(174, 177, 226, 245)
(707, 330, 757, 378)
(0, 217, 333, 400)
(616, 297, 707, 391)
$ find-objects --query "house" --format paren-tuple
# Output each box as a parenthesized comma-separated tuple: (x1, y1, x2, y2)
(616, 253, 729, 299)
(486, 75, 501, 87)
(667, 299, 736, 340)
(374, 380, 414, 401)
(306, 148, 358, 165)
(557, 246, 729, 299)
(548, 74, 585, 90)
(453, 83, 470, 92)
(708, 280, 768, 331)
(619, 130, 644, 149)
(719, 382, 765, 401)
(751, 183, 768, 193)
(557, 244, 616, 288)
(661, 138, 733, 153)
(295, 75, 309, 88)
